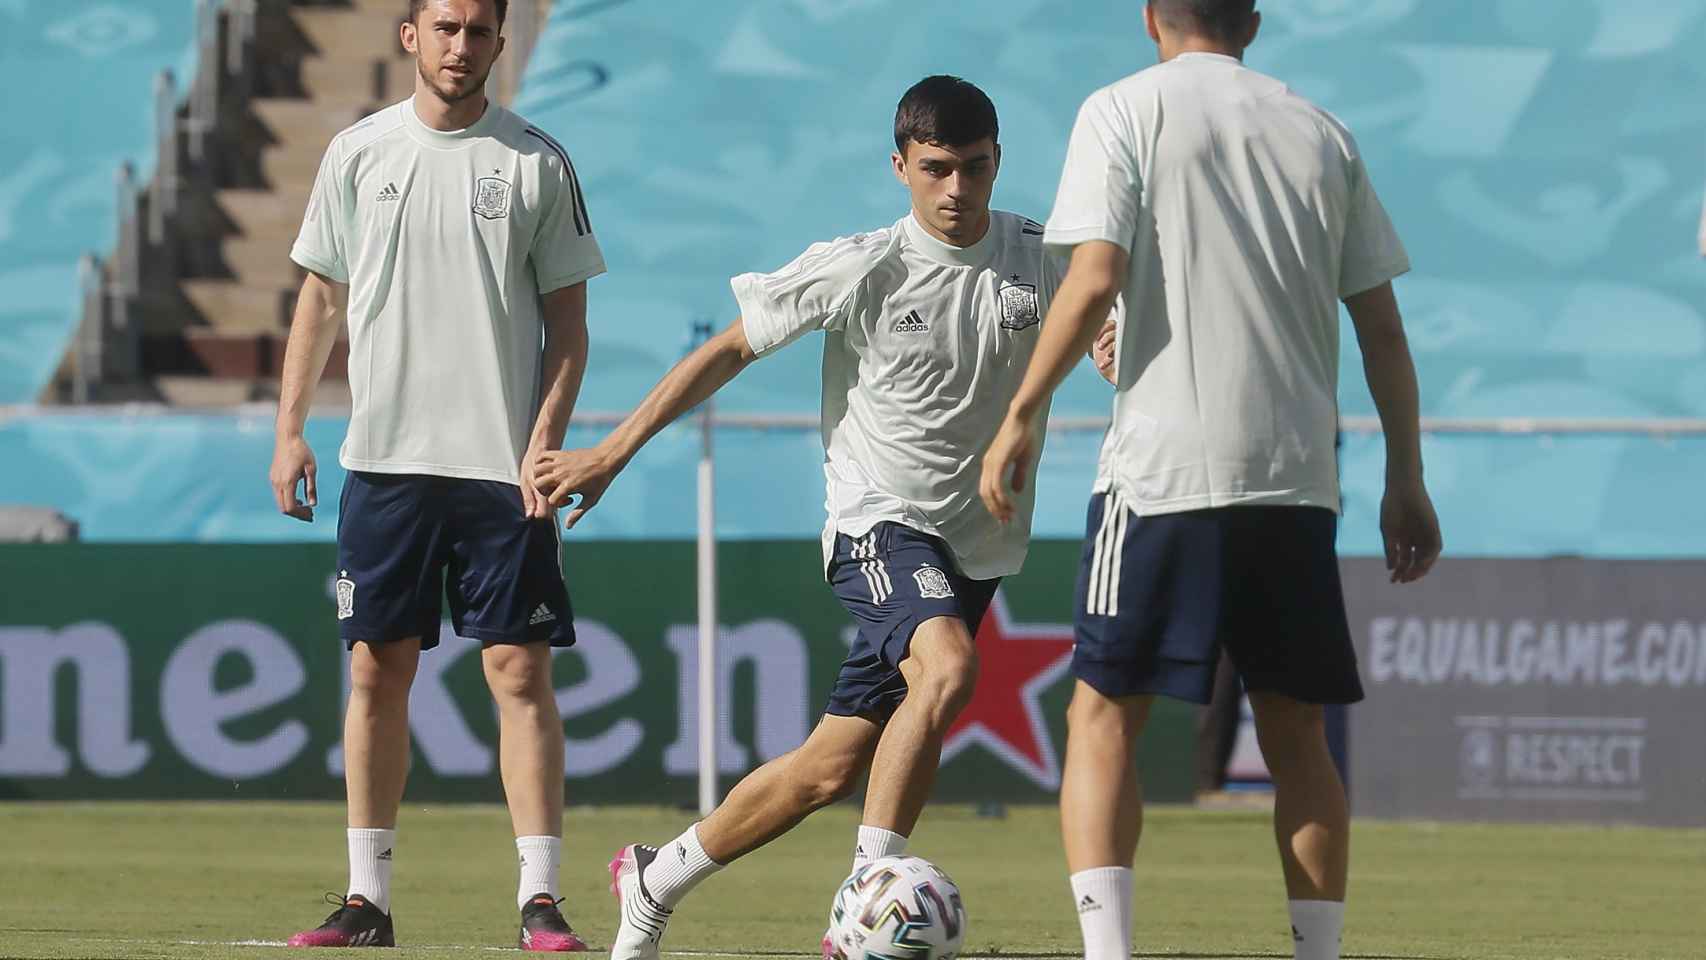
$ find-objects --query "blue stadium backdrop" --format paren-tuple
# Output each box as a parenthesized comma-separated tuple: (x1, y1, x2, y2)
(2, 0, 1703, 554)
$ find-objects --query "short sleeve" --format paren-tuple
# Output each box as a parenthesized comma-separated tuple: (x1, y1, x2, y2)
(530, 147, 607, 294)
(290, 145, 349, 283)
(1337, 153, 1411, 298)
(1044, 89, 1143, 255)
(731, 233, 885, 357)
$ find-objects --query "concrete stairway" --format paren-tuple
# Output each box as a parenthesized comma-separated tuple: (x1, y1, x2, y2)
(148, 0, 418, 401)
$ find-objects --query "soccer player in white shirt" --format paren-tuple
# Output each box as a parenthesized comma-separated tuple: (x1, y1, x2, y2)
(981, 4, 1443, 960)
(267, 0, 603, 949)
(532, 76, 1059, 959)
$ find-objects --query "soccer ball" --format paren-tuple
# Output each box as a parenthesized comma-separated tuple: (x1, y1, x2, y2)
(824, 855, 966, 960)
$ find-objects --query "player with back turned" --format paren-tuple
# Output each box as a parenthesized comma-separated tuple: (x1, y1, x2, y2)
(982, 3, 1443, 959)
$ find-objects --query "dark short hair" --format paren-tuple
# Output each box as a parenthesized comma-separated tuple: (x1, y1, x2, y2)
(1150, 0, 1256, 42)
(893, 76, 999, 155)
(408, 0, 508, 27)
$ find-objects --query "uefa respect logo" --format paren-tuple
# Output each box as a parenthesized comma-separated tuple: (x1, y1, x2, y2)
(1455, 716, 1648, 803)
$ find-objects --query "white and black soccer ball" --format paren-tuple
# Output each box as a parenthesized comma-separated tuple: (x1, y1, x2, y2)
(824, 855, 966, 960)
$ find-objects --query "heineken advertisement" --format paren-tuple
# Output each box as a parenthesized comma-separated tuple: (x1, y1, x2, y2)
(0, 542, 1199, 804)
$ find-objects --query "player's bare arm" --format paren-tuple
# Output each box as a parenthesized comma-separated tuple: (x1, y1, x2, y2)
(519, 282, 590, 520)
(535, 317, 759, 528)
(981, 240, 1127, 524)
(269, 270, 347, 522)
(1345, 280, 1442, 584)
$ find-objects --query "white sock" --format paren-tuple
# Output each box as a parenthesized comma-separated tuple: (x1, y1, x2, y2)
(347, 828, 395, 914)
(1289, 899, 1345, 960)
(1070, 867, 1133, 960)
(852, 824, 908, 873)
(516, 836, 562, 911)
(641, 823, 723, 908)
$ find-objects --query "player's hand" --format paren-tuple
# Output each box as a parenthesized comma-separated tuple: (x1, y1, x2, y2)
(1091, 319, 1116, 385)
(1380, 480, 1442, 584)
(533, 446, 620, 530)
(518, 439, 555, 520)
(269, 434, 317, 522)
(980, 412, 1041, 525)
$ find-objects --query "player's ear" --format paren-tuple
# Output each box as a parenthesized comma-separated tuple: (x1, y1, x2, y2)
(400, 18, 417, 55)
(1143, 3, 1161, 43)
(495, 33, 506, 60)
(891, 150, 909, 186)
(1243, 11, 1261, 49)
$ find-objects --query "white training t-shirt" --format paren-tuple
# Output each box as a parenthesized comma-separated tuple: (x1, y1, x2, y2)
(292, 98, 607, 484)
(732, 211, 1061, 580)
(1046, 52, 1410, 516)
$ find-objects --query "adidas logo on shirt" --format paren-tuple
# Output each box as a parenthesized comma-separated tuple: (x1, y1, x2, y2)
(376, 182, 401, 202)
(529, 604, 556, 625)
(893, 309, 929, 333)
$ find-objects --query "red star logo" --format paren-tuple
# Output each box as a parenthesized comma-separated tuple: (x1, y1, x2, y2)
(943, 593, 1077, 787)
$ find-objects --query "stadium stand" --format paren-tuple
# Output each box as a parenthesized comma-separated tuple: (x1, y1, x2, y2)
(11, 0, 545, 407)
(2, 0, 1704, 548)
(0, 0, 197, 404)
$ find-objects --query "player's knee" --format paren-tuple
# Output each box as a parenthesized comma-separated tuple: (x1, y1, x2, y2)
(482, 644, 549, 704)
(1065, 683, 1145, 737)
(348, 643, 414, 701)
(1250, 694, 1325, 759)
(903, 648, 979, 719)
(803, 756, 863, 807)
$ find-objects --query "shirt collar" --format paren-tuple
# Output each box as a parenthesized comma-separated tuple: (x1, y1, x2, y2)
(1171, 51, 1244, 67)
(402, 96, 498, 148)
(902, 212, 996, 267)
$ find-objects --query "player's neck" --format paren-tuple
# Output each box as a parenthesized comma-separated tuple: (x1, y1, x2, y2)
(412, 86, 491, 132)
(910, 208, 991, 248)
(1159, 37, 1245, 62)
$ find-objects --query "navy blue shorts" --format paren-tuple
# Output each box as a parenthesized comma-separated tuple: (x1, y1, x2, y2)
(1073, 494, 1363, 705)
(334, 472, 574, 650)
(825, 522, 1000, 723)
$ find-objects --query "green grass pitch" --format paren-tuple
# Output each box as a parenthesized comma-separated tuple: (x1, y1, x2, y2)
(0, 802, 1699, 959)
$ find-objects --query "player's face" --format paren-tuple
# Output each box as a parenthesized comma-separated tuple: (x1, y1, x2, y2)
(402, 0, 505, 105)
(893, 138, 1000, 243)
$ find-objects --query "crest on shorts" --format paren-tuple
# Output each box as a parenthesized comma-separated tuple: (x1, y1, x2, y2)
(335, 571, 356, 620)
(913, 565, 955, 600)
(999, 276, 1040, 330)
(473, 176, 512, 219)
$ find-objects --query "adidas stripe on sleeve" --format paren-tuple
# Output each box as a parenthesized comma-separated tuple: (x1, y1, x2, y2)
(525, 126, 606, 294)
(730, 229, 893, 357)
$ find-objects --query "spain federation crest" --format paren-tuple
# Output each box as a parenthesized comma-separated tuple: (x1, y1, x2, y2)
(999, 276, 1040, 330)
(472, 176, 512, 220)
(913, 565, 956, 600)
(335, 572, 356, 621)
